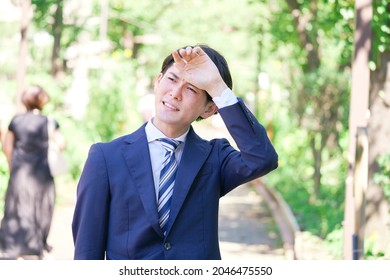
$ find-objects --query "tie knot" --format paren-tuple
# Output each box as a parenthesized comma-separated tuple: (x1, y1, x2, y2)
(158, 138, 180, 152)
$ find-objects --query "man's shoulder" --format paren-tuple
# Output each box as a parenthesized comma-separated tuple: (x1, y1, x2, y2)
(95, 124, 146, 148)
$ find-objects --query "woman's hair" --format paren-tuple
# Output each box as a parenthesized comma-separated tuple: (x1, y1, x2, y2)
(160, 44, 233, 102)
(22, 85, 50, 111)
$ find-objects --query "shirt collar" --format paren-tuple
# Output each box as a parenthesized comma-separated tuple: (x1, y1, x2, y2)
(145, 118, 189, 144)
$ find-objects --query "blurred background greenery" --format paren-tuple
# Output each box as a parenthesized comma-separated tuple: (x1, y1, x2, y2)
(0, 0, 389, 259)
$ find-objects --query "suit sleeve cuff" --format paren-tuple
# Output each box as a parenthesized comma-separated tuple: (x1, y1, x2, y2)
(212, 88, 238, 109)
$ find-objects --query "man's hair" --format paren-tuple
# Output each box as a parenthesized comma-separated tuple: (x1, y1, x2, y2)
(160, 44, 233, 102)
(22, 85, 49, 111)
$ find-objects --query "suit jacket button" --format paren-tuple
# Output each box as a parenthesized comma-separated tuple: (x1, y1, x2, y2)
(164, 242, 172, 250)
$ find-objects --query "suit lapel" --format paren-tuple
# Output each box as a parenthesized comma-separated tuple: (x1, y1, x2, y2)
(121, 125, 163, 237)
(120, 125, 212, 237)
(167, 127, 212, 233)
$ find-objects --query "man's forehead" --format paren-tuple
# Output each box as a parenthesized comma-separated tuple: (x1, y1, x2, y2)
(163, 65, 207, 94)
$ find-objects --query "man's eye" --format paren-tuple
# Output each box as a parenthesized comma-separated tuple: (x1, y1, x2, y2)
(187, 87, 197, 93)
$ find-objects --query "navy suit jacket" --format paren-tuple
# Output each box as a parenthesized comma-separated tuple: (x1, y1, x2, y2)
(72, 99, 278, 259)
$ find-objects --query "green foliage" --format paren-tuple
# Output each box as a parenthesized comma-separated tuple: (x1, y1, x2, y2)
(0, 22, 19, 78)
(32, 0, 58, 30)
(108, 0, 171, 51)
(259, 0, 351, 247)
(85, 55, 141, 143)
(53, 116, 92, 180)
(266, 123, 347, 238)
(364, 231, 389, 259)
(374, 153, 390, 201)
(321, 0, 355, 67)
(324, 224, 344, 259)
(266, 0, 355, 69)
(371, 0, 390, 68)
(0, 153, 8, 214)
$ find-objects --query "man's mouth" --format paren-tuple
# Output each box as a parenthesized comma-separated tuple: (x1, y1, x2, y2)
(163, 101, 179, 111)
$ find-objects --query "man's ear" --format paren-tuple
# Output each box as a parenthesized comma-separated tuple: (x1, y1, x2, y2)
(200, 101, 218, 119)
(154, 73, 163, 89)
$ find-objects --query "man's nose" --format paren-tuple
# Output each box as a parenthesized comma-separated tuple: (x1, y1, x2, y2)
(170, 85, 183, 100)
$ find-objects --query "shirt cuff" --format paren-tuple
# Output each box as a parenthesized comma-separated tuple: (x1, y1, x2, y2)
(212, 88, 238, 109)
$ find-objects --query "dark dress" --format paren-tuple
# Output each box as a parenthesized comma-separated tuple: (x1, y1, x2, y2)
(0, 111, 58, 258)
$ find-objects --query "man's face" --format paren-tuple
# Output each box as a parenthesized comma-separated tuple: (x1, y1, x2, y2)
(152, 65, 216, 137)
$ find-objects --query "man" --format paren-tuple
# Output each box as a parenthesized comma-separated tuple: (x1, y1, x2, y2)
(72, 45, 278, 259)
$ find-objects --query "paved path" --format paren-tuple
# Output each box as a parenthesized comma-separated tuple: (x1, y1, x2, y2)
(218, 185, 285, 260)
(47, 182, 285, 260)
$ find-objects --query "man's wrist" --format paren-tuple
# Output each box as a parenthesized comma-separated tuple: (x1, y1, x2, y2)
(212, 88, 238, 109)
(207, 81, 229, 98)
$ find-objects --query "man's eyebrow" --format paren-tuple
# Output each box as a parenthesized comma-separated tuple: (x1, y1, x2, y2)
(168, 71, 199, 89)
(168, 71, 179, 79)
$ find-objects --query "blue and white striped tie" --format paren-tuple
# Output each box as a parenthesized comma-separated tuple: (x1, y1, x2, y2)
(158, 138, 180, 236)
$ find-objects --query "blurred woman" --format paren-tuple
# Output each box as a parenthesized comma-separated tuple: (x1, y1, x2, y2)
(0, 85, 65, 259)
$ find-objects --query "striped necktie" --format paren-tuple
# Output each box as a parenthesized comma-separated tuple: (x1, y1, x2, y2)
(158, 138, 180, 236)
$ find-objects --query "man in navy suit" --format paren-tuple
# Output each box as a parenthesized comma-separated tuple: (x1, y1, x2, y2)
(72, 45, 278, 259)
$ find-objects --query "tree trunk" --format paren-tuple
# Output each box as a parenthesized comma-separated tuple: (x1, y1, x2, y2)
(51, 0, 64, 79)
(365, 50, 390, 254)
